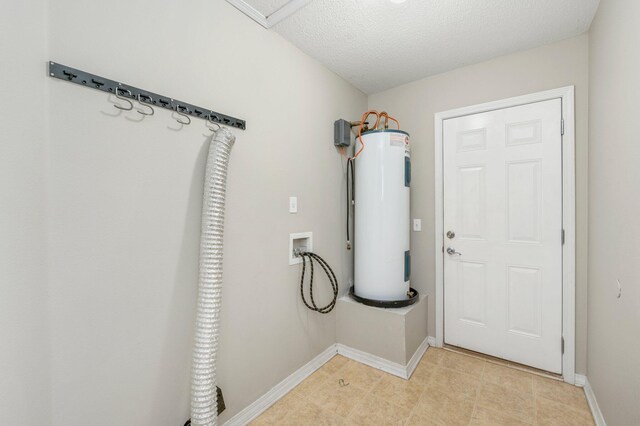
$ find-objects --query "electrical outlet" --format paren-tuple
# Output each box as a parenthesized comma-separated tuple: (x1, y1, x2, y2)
(413, 218, 422, 232)
(289, 196, 298, 213)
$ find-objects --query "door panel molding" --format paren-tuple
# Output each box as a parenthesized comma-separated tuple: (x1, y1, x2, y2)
(434, 86, 576, 383)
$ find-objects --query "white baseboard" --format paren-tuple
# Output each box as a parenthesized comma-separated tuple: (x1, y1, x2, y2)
(577, 376, 606, 426)
(337, 335, 431, 380)
(224, 338, 432, 425)
(224, 337, 607, 426)
(223, 344, 338, 426)
(406, 337, 431, 379)
(336, 343, 407, 378)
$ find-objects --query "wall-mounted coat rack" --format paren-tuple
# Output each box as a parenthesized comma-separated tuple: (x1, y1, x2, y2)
(48, 61, 246, 130)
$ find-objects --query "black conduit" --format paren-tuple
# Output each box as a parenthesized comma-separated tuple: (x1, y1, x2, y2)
(346, 158, 354, 250)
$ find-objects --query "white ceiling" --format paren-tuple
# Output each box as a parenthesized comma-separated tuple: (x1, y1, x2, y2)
(247, 0, 292, 16)
(238, 0, 599, 94)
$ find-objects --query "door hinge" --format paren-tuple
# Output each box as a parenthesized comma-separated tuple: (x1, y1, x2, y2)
(561, 337, 565, 354)
(561, 229, 565, 245)
(561, 119, 565, 136)
(442, 246, 444, 253)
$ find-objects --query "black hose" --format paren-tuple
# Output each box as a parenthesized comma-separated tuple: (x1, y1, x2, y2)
(299, 252, 339, 314)
(346, 158, 354, 250)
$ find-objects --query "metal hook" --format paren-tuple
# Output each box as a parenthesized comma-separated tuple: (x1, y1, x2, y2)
(113, 87, 134, 111)
(174, 104, 191, 125)
(136, 94, 155, 116)
(206, 115, 221, 133)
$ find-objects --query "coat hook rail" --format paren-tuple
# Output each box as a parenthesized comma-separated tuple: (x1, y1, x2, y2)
(48, 61, 246, 130)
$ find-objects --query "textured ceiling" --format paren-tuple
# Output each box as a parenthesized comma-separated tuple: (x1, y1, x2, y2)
(243, 0, 599, 94)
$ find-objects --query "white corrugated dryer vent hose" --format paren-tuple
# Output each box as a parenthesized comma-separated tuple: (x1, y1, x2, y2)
(190, 127, 235, 426)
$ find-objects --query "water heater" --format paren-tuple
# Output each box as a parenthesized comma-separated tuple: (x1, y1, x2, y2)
(352, 129, 417, 307)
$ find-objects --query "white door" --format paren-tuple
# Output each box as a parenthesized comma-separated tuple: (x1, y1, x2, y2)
(443, 99, 563, 373)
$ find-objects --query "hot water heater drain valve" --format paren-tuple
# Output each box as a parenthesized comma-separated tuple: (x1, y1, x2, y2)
(295, 249, 339, 314)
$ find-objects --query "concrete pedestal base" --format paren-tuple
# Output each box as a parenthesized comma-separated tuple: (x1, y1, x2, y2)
(336, 293, 428, 376)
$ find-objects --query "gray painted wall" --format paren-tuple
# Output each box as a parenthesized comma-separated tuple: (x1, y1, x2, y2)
(368, 35, 590, 374)
(0, 1, 51, 424)
(588, 1, 640, 424)
(44, 1, 364, 424)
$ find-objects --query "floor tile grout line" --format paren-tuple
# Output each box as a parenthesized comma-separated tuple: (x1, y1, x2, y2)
(406, 359, 435, 423)
(369, 376, 421, 421)
(325, 354, 422, 423)
(436, 363, 485, 382)
(443, 345, 563, 381)
(533, 375, 539, 425)
(406, 350, 440, 424)
(474, 356, 544, 426)
(404, 403, 417, 426)
(467, 360, 486, 426)
(259, 348, 591, 425)
(365, 344, 437, 424)
(333, 358, 390, 422)
(535, 393, 595, 415)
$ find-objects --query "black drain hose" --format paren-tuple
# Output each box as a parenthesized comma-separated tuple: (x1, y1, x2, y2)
(299, 252, 338, 314)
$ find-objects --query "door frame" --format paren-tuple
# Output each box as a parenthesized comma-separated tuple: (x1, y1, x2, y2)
(434, 86, 576, 384)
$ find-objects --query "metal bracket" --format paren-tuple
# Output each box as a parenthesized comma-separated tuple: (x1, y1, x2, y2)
(48, 61, 246, 130)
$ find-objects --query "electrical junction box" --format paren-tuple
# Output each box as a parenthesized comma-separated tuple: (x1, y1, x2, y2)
(334, 119, 351, 147)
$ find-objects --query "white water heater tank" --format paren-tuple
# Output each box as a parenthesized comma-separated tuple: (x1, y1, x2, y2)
(354, 130, 411, 305)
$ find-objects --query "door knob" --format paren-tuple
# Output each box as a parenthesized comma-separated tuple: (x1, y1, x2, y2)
(446, 230, 455, 239)
(446, 247, 462, 256)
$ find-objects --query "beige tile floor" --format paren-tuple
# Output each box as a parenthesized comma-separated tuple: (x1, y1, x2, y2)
(250, 347, 594, 426)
